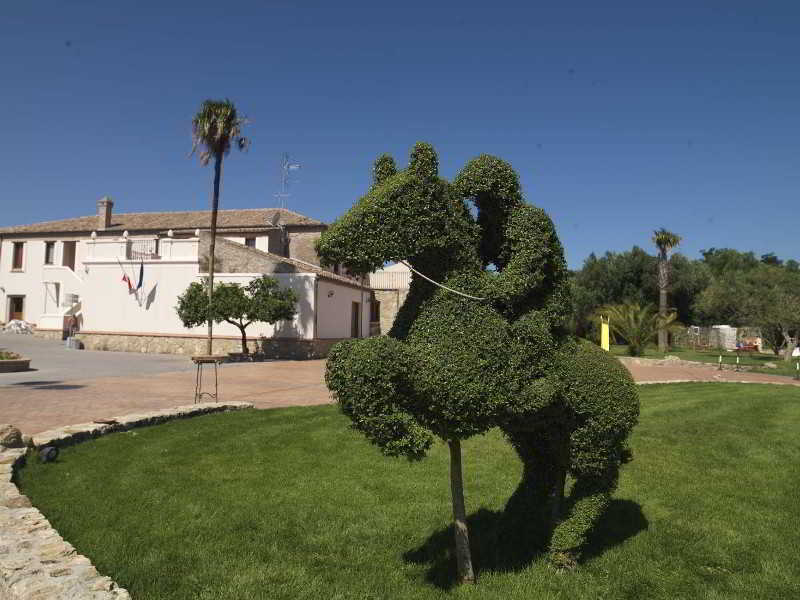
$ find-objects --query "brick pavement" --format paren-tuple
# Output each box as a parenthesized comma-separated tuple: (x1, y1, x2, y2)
(1, 360, 332, 435)
(2, 356, 798, 436)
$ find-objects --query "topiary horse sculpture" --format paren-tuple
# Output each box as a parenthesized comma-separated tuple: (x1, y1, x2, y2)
(318, 143, 639, 583)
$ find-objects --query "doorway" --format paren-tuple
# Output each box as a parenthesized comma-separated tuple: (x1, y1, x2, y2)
(351, 302, 361, 338)
(8, 296, 24, 321)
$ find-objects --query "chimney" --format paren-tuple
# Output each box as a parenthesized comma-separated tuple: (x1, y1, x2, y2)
(97, 196, 113, 229)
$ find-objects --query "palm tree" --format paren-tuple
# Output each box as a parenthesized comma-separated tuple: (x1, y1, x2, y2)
(597, 303, 682, 357)
(190, 100, 249, 355)
(652, 228, 682, 353)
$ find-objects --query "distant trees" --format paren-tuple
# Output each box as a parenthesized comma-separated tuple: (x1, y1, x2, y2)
(571, 245, 799, 355)
(176, 276, 297, 354)
(570, 247, 708, 341)
(597, 303, 681, 357)
(696, 264, 800, 359)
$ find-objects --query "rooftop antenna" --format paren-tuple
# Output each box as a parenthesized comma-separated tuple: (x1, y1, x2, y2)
(274, 152, 301, 210)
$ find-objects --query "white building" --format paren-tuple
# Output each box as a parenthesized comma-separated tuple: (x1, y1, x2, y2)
(0, 198, 373, 358)
(369, 262, 410, 336)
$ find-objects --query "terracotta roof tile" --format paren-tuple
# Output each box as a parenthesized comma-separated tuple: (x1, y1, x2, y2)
(0, 208, 324, 235)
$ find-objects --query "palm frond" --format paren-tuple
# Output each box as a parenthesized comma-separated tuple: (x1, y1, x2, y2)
(652, 228, 682, 254)
(189, 99, 250, 164)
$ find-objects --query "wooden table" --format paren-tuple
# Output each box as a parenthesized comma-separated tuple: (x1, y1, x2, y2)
(190, 355, 227, 403)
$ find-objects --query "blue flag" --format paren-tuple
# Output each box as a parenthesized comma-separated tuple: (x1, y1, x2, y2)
(136, 260, 144, 290)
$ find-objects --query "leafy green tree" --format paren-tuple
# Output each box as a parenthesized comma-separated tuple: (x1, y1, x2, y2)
(700, 248, 760, 276)
(570, 247, 657, 340)
(190, 99, 249, 355)
(176, 276, 297, 354)
(652, 228, 682, 352)
(696, 264, 800, 359)
(668, 255, 711, 327)
(597, 303, 682, 357)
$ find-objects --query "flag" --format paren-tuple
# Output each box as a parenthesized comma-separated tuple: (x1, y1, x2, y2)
(121, 274, 133, 293)
(136, 261, 144, 291)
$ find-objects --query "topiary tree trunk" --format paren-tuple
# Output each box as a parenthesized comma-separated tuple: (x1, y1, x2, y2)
(448, 440, 475, 584)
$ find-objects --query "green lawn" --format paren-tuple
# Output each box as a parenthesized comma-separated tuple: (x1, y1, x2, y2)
(18, 384, 800, 599)
(610, 344, 800, 378)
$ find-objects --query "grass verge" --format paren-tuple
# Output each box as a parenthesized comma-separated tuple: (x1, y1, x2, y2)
(18, 383, 800, 599)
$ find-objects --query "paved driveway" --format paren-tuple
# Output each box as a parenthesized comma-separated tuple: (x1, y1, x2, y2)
(0, 333, 192, 385)
(2, 333, 798, 436)
(0, 333, 331, 435)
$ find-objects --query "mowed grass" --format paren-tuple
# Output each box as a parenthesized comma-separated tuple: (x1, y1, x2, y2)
(610, 344, 800, 378)
(18, 384, 800, 600)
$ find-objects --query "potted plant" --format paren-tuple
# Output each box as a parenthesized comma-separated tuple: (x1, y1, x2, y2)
(0, 351, 31, 373)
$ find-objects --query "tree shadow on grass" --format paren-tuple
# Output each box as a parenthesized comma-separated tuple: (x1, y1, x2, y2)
(403, 498, 647, 590)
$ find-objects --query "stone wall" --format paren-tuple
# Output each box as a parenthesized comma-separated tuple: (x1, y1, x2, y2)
(373, 288, 409, 335)
(287, 229, 325, 266)
(198, 233, 301, 275)
(0, 402, 252, 600)
(31, 330, 62, 341)
(72, 332, 344, 359)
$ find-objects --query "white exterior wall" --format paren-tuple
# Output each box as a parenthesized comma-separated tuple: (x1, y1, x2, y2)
(0, 237, 90, 327)
(316, 278, 371, 339)
(370, 262, 411, 289)
(1, 233, 366, 342)
(81, 237, 314, 339)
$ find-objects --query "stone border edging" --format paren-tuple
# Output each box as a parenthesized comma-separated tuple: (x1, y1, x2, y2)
(0, 401, 254, 600)
(617, 355, 764, 371)
(636, 379, 800, 386)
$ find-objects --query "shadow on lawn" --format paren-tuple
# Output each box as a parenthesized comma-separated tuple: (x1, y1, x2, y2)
(404, 497, 647, 589)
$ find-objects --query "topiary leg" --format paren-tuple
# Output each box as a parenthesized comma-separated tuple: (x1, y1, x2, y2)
(547, 467, 618, 568)
(503, 427, 570, 548)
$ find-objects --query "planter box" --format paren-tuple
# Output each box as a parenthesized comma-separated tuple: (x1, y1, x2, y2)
(0, 358, 31, 373)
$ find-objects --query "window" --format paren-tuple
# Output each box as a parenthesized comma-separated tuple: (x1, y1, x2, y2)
(44, 241, 55, 265)
(245, 237, 256, 248)
(370, 299, 380, 322)
(12, 242, 24, 270)
(351, 302, 361, 338)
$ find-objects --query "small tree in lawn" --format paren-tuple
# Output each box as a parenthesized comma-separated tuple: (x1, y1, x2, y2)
(176, 276, 297, 354)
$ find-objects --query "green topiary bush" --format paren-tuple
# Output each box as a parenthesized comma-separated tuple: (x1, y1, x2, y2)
(318, 142, 639, 582)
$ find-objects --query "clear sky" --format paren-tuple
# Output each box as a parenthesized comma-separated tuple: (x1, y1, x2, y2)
(2, 1, 798, 269)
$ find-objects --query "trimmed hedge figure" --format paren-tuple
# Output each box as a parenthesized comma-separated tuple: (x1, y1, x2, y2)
(317, 143, 638, 582)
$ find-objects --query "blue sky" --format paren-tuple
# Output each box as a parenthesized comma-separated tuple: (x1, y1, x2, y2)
(2, 1, 798, 268)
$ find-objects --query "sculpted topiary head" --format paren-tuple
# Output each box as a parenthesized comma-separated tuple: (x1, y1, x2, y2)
(316, 143, 479, 275)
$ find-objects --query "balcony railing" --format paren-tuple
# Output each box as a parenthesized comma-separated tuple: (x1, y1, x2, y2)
(127, 239, 160, 260)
